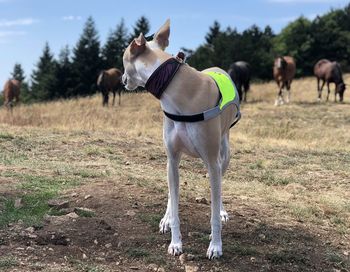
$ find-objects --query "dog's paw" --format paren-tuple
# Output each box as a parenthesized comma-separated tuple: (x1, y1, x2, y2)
(159, 215, 171, 234)
(206, 242, 222, 259)
(220, 210, 229, 223)
(168, 242, 182, 256)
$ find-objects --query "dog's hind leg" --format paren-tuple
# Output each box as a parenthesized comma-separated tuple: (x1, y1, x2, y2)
(219, 135, 230, 223)
(206, 158, 223, 259)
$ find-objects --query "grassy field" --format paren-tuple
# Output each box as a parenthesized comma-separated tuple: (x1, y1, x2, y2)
(0, 76, 349, 271)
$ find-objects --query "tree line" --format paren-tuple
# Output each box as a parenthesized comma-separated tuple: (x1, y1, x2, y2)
(185, 4, 350, 80)
(8, 16, 150, 103)
(6, 3, 350, 103)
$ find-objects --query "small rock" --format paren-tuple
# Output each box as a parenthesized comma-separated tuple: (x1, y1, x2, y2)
(14, 198, 23, 208)
(27, 233, 38, 239)
(25, 227, 35, 233)
(26, 246, 35, 251)
(157, 268, 165, 272)
(94, 239, 98, 245)
(258, 234, 266, 240)
(117, 241, 123, 248)
(82, 253, 88, 259)
(71, 192, 78, 197)
(48, 199, 70, 209)
(179, 254, 187, 265)
(84, 195, 92, 200)
(250, 257, 256, 262)
(126, 210, 136, 216)
(187, 254, 195, 261)
(48, 247, 54, 252)
(185, 265, 199, 272)
(130, 266, 139, 270)
(195, 197, 209, 205)
(125, 161, 130, 165)
(66, 212, 79, 219)
(105, 243, 112, 249)
(147, 263, 158, 271)
(344, 251, 349, 256)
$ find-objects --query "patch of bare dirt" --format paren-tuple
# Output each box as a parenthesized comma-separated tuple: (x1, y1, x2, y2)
(1, 178, 348, 272)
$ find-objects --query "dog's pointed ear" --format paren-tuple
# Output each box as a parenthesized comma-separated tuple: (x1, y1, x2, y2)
(153, 19, 170, 50)
(130, 33, 146, 56)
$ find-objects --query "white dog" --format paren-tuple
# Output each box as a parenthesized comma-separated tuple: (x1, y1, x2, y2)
(122, 19, 240, 259)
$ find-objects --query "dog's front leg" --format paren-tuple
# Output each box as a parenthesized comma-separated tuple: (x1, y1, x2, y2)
(207, 159, 223, 259)
(165, 154, 182, 256)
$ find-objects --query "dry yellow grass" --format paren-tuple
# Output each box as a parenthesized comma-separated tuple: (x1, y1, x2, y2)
(0, 75, 349, 271)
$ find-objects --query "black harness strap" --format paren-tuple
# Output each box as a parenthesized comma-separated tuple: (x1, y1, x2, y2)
(163, 111, 205, 122)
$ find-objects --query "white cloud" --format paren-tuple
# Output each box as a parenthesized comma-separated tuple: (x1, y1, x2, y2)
(0, 18, 38, 27)
(62, 15, 82, 21)
(0, 30, 26, 37)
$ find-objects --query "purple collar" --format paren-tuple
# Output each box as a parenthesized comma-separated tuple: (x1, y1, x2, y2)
(145, 58, 182, 99)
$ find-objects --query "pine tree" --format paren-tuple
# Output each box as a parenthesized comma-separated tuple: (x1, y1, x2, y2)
(205, 21, 221, 45)
(72, 16, 102, 96)
(11, 63, 25, 82)
(31, 42, 57, 101)
(102, 18, 128, 69)
(129, 16, 150, 41)
(55, 45, 74, 98)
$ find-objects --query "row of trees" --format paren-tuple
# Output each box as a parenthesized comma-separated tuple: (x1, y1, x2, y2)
(8, 4, 350, 103)
(11, 16, 150, 103)
(185, 4, 350, 79)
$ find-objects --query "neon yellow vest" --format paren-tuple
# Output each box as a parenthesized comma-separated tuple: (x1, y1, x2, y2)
(204, 71, 237, 110)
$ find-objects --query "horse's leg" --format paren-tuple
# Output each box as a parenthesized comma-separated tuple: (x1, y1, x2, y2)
(118, 89, 121, 106)
(103, 93, 109, 106)
(243, 83, 248, 103)
(112, 90, 116, 106)
(326, 82, 330, 102)
(286, 80, 291, 104)
(319, 80, 325, 101)
(275, 81, 282, 106)
(334, 87, 337, 102)
(280, 81, 286, 104)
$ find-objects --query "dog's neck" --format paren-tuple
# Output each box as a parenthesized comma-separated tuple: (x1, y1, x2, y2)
(137, 49, 219, 115)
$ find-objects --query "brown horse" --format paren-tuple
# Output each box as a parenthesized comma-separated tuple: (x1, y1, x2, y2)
(97, 68, 123, 106)
(3, 79, 20, 110)
(273, 56, 296, 105)
(314, 59, 346, 102)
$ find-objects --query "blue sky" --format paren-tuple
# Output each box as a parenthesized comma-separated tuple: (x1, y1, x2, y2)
(0, 0, 349, 86)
